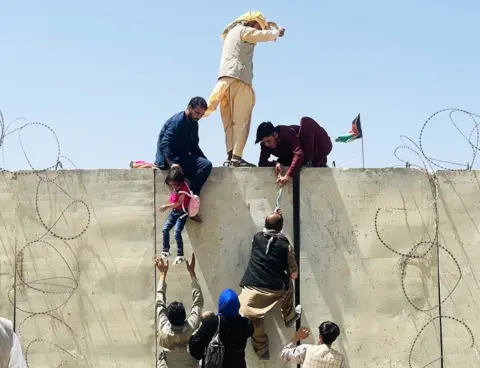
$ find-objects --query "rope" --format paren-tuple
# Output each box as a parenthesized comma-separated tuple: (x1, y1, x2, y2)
(275, 187, 283, 210)
(274, 171, 284, 212)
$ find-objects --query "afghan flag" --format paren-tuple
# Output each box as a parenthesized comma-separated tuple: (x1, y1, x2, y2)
(335, 114, 363, 143)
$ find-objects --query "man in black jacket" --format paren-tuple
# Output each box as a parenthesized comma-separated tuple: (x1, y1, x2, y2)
(154, 97, 213, 197)
(238, 208, 302, 360)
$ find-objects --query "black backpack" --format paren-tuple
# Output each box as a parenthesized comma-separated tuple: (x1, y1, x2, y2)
(203, 316, 225, 368)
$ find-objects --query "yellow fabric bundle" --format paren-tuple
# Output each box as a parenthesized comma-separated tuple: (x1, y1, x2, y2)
(221, 11, 279, 39)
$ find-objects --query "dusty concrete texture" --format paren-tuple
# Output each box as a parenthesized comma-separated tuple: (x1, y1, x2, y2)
(0, 172, 16, 324)
(155, 168, 293, 368)
(4, 170, 156, 367)
(0, 167, 479, 367)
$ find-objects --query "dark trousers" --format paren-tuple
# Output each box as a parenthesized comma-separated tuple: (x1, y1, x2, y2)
(162, 209, 187, 256)
(179, 155, 212, 195)
(298, 117, 332, 167)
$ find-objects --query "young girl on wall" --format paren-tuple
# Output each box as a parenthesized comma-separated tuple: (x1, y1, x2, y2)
(159, 166, 193, 265)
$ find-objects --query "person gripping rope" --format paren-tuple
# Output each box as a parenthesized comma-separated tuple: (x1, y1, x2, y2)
(256, 117, 333, 186)
(203, 11, 286, 167)
(238, 207, 301, 361)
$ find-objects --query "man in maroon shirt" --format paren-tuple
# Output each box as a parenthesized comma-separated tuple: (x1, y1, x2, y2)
(256, 117, 332, 186)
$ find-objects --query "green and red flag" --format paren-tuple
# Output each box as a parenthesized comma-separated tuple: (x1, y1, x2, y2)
(335, 114, 363, 143)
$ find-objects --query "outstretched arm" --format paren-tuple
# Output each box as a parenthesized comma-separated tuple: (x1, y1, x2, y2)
(241, 27, 281, 43)
(280, 327, 310, 364)
(185, 254, 204, 331)
(155, 257, 170, 331)
(285, 135, 305, 178)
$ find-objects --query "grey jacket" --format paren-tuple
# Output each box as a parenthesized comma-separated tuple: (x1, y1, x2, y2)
(156, 279, 204, 368)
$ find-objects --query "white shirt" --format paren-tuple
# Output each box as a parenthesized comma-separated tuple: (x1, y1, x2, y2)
(280, 342, 345, 367)
(9, 333, 27, 368)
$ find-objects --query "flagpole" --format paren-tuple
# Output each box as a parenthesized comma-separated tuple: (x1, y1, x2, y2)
(361, 137, 365, 169)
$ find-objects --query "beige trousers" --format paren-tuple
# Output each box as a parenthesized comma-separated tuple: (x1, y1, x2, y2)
(239, 280, 296, 357)
(205, 77, 256, 158)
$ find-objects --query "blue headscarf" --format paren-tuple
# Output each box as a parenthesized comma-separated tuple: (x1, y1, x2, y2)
(218, 289, 240, 318)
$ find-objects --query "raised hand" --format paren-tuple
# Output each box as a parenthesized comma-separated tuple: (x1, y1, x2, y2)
(186, 253, 196, 275)
(155, 256, 169, 274)
(294, 326, 310, 341)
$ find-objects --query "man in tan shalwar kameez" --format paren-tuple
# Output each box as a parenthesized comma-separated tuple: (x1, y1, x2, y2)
(203, 11, 286, 167)
(238, 208, 301, 361)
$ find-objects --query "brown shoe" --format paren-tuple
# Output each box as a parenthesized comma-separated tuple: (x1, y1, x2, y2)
(190, 215, 203, 223)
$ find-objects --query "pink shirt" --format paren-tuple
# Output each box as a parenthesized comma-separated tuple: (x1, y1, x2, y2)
(169, 183, 191, 210)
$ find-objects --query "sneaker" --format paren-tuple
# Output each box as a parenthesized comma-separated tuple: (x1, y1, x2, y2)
(222, 160, 231, 167)
(229, 158, 256, 167)
(285, 305, 302, 328)
(160, 251, 170, 259)
(173, 256, 186, 265)
(303, 161, 312, 168)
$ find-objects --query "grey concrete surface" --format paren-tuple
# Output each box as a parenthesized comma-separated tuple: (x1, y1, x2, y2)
(435, 170, 480, 367)
(10, 170, 156, 367)
(0, 172, 16, 323)
(300, 168, 441, 368)
(1, 168, 479, 367)
(155, 168, 293, 368)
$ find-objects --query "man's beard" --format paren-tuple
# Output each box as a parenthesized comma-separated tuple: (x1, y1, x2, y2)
(187, 115, 198, 122)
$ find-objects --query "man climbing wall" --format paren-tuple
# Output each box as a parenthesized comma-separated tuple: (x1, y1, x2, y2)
(238, 208, 301, 361)
(203, 11, 286, 167)
(256, 117, 333, 186)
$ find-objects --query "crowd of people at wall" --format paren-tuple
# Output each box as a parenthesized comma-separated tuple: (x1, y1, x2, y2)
(153, 10, 342, 367)
(155, 208, 345, 367)
(0, 10, 340, 368)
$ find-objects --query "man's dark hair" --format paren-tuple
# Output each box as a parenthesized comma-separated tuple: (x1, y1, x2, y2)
(165, 166, 185, 186)
(319, 321, 340, 345)
(265, 213, 283, 232)
(188, 96, 208, 110)
(166, 301, 186, 327)
(255, 121, 275, 144)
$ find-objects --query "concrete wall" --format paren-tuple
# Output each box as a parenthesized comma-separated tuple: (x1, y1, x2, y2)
(4, 170, 156, 367)
(0, 168, 479, 367)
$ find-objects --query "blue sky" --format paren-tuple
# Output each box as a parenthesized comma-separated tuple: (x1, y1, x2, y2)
(1, 1, 479, 170)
